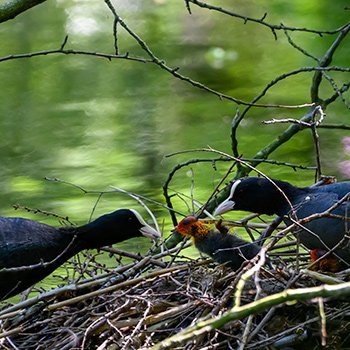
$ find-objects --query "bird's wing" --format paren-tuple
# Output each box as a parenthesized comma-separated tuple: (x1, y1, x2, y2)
(0, 217, 76, 269)
(309, 182, 350, 199)
(289, 192, 350, 252)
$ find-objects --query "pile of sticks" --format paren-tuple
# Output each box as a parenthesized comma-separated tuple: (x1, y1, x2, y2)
(0, 225, 350, 350)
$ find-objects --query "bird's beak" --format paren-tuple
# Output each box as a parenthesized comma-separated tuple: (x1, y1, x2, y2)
(214, 180, 241, 216)
(130, 209, 161, 239)
(140, 224, 161, 240)
(213, 199, 235, 216)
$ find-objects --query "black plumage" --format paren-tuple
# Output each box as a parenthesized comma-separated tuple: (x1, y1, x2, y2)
(214, 177, 350, 265)
(0, 209, 159, 300)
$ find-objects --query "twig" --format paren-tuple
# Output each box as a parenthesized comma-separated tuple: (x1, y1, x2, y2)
(151, 282, 350, 349)
(188, 0, 350, 36)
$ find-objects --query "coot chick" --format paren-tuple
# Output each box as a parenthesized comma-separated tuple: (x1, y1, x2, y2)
(309, 249, 342, 273)
(0, 209, 159, 300)
(175, 216, 261, 270)
(214, 177, 350, 267)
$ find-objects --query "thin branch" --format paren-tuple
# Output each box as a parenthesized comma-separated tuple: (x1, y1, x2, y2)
(188, 0, 350, 36)
(113, 17, 119, 55)
(322, 74, 350, 109)
(324, 81, 350, 106)
(283, 29, 319, 62)
(0, 47, 149, 64)
(318, 122, 350, 130)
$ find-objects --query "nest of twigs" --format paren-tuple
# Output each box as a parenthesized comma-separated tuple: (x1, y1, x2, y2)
(1, 224, 350, 350)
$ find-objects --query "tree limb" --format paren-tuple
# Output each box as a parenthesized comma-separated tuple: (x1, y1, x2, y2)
(0, 0, 48, 23)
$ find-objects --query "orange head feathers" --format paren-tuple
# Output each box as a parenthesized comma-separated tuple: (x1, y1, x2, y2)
(175, 216, 262, 270)
(309, 249, 341, 273)
(175, 216, 211, 241)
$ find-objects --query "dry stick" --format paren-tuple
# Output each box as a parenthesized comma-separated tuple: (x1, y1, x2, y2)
(88, 192, 104, 223)
(151, 282, 350, 350)
(302, 269, 343, 285)
(248, 306, 277, 341)
(47, 260, 208, 311)
(256, 320, 312, 348)
(114, 301, 199, 330)
(318, 297, 327, 347)
(0, 243, 191, 319)
(101, 247, 167, 268)
(234, 250, 267, 309)
(80, 307, 117, 350)
(122, 299, 153, 350)
(238, 251, 266, 350)
(235, 157, 316, 171)
(263, 118, 318, 126)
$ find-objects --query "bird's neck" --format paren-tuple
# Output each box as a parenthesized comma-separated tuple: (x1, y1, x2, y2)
(184, 222, 211, 242)
(251, 179, 307, 216)
(60, 219, 115, 250)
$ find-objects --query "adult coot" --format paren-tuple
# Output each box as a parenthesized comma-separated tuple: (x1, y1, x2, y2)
(0, 209, 159, 300)
(214, 177, 350, 267)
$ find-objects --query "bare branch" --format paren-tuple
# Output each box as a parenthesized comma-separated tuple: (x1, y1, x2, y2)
(0, 0, 47, 23)
(310, 23, 350, 103)
(188, 0, 350, 36)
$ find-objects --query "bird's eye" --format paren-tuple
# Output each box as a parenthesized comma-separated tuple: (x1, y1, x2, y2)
(182, 218, 190, 225)
(181, 216, 196, 226)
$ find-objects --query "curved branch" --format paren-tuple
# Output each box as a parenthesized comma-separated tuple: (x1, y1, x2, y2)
(0, 0, 47, 23)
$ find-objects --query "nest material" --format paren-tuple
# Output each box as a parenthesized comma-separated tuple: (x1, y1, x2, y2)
(0, 243, 350, 350)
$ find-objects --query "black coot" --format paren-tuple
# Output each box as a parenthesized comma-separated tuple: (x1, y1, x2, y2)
(0, 209, 159, 300)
